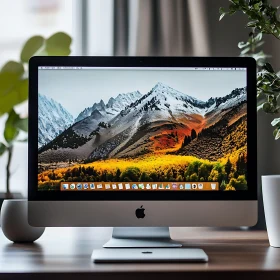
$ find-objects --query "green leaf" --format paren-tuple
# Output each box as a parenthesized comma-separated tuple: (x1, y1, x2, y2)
(247, 20, 258, 27)
(14, 117, 28, 132)
(219, 8, 228, 21)
(15, 78, 28, 101)
(257, 103, 264, 111)
(0, 60, 27, 116)
(219, 7, 226, 14)
(4, 109, 20, 143)
(0, 31, 71, 117)
(20, 36, 44, 63)
(230, 0, 240, 4)
(219, 13, 227, 21)
(0, 142, 7, 156)
(263, 63, 275, 73)
(255, 41, 265, 48)
(0, 72, 19, 96)
(262, 102, 271, 113)
(274, 128, 280, 140)
(253, 51, 271, 66)
(254, 3, 260, 10)
(0, 60, 24, 96)
(238, 41, 250, 49)
(271, 117, 280, 126)
(29, 32, 72, 57)
(241, 47, 251, 54)
(0, 78, 28, 116)
(255, 32, 263, 41)
(45, 32, 71, 56)
(1, 61, 24, 78)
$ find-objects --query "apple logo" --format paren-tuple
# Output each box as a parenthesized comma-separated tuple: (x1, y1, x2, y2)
(135, 205, 145, 219)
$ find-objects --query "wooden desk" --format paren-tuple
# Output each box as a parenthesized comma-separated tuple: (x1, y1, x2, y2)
(0, 227, 279, 280)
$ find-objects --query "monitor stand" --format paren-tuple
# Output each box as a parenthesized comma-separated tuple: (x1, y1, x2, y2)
(103, 227, 182, 248)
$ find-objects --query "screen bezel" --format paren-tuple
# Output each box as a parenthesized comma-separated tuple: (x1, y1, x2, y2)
(29, 56, 257, 201)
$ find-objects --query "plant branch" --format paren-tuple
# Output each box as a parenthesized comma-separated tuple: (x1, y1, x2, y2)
(6, 145, 13, 195)
(220, 0, 280, 139)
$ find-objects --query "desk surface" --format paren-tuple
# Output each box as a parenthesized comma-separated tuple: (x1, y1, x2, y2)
(0, 227, 279, 280)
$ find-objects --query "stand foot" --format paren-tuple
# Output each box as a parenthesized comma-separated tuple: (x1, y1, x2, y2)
(103, 238, 182, 248)
(103, 227, 182, 248)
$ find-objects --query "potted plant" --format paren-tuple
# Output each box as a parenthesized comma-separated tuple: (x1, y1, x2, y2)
(219, 0, 280, 228)
(0, 32, 71, 207)
(220, 0, 280, 130)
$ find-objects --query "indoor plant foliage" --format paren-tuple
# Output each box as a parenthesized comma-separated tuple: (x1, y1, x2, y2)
(0, 32, 71, 197)
(220, 0, 280, 139)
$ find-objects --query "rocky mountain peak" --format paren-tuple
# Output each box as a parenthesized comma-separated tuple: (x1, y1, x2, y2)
(75, 91, 142, 123)
(38, 93, 73, 148)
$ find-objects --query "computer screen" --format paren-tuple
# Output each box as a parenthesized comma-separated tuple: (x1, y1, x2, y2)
(37, 67, 247, 192)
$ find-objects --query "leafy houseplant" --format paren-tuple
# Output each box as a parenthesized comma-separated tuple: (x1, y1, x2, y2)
(220, 0, 280, 139)
(0, 32, 71, 198)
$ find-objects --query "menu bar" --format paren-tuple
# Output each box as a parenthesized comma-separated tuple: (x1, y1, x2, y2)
(39, 67, 246, 71)
(60, 182, 219, 191)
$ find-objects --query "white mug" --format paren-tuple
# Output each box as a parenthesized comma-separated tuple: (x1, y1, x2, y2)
(1, 199, 45, 243)
(262, 175, 280, 247)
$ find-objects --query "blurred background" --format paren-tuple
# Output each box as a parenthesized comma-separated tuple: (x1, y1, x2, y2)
(0, 0, 280, 197)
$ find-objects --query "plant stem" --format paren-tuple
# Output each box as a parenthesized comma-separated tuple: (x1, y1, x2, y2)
(6, 145, 13, 195)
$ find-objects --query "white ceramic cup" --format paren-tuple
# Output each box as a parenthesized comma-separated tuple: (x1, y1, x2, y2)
(1, 199, 45, 243)
(262, 175, 280, 247)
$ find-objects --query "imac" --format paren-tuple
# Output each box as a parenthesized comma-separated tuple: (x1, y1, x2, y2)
(28, 57, 257, 248)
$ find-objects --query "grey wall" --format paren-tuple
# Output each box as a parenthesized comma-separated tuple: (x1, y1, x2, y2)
(203, 0, 280, 70)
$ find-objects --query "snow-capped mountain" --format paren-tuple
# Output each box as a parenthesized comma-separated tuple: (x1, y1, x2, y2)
(38, 82, 246, 162)
(75, 100, 106, 122)
(106, 91, 142, 114)
(204, 87, 246, 114)
(145, 82, 246, 115)
(75, 91, 142, 122)
(38, 94, 73, 148)
(151, 82, 206, 108)
(86, 84, 246, 160)
(110, 82, 246, 126)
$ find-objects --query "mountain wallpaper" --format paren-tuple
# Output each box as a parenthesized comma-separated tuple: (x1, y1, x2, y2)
(38, 81, 247, 191)
(38, 94, 74, 148)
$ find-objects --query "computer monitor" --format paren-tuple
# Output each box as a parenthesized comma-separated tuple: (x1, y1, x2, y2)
(28, 57, 257, 248)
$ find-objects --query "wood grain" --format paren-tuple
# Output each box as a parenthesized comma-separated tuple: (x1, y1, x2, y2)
(0, 227, 279, 280)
